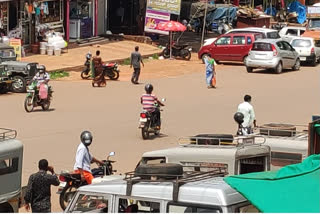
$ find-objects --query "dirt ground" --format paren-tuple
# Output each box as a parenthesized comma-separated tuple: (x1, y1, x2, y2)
(21, 40, 161, 71)
(2, 53, 318, 213)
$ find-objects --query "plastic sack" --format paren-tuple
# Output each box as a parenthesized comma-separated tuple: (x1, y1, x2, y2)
(211, 76, 216, 87)
(39, 84, 48, 99)
(288, 1, 307, 24)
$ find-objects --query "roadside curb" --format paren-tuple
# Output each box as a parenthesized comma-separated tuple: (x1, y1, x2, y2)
(48, 51, 163, 73)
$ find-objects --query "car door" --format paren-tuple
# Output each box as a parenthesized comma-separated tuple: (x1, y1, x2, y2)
(276, 41, 289, 67)
(283, 41, 297, 67)
(229, 35, 246, 61)
(212, 36, 231, 61)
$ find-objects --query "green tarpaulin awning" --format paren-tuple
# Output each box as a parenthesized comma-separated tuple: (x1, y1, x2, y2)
(224, 155, 320, 213)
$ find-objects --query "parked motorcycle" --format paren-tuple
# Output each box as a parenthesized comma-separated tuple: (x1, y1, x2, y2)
(139, 99, 165, 140)
(162, 43, 192, 60)
(81, 52, 120, 80)
(57, 152, 117, 210)
(24, 81, 53, 113)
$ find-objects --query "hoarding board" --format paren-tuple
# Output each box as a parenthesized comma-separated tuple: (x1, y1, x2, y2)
(147, 0, 181, 15)
(9, 39, 21, 61)
(144, 9, 170, 35)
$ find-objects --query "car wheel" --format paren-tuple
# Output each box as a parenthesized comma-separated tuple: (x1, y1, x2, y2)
(292, 58, 300, 71)
(246, 67, 253, 73)
(201, 53, 210, 64)
(12, 75, 26, 93)
(243, 56, 248, 65)
(274, 62, 282, 74)
(311, 57, 317, 66)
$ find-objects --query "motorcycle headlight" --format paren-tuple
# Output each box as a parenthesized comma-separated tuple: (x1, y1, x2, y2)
(26, 65, 31, 70)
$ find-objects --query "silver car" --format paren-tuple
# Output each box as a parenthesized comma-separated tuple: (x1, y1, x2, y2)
(245, 39, 300, 74)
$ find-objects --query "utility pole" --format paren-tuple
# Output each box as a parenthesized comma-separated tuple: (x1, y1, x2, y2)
(201, 0, 208, 48)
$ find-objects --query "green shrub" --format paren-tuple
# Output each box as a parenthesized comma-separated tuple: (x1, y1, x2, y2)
(122, 58, 131, 65)
(152, 54, 159, 60)
(50, 70, 69, 80)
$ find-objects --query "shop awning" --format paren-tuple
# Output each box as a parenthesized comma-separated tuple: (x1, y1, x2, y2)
(224, 154, 320, 213)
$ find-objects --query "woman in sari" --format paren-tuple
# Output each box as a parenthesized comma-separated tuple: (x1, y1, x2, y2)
(92, 50, 106, 87)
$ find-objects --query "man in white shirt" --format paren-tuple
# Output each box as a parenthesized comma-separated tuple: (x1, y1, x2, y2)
(74, 131, 104, 184)
(237, 95, 257, 134)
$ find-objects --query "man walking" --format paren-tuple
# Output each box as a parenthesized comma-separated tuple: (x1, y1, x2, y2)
(130, 46, 144, 84)
(24, 159, 60, 213)
(237, 95, 257, 134)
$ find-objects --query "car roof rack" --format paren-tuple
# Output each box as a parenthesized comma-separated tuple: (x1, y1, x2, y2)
(178, 135, 266, 147)
(124, 167, 228, 202)
(254, 126, 308, 140)
(0, 128, 17, 142)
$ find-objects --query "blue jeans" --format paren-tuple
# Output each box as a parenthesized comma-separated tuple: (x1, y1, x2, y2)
(206, 70, 213, 86)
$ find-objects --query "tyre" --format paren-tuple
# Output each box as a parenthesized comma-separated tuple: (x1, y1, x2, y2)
(292, 58, 300, 71)
(41, 100, 51, 111)
(59, 185, 78, 211)
(81, 69, 90, 79)
(24, 97, 34, 113)
(311, 57, 317, 66)
(182, 50, 191, 60)
(0, 85, 9, 94)
(141, 127, 149, 140)
(12, 75, 26, 93)
(259, 123, 296, 137)
(246, 67, 253, 73)
(135, 163, 183, 179)
(274, 62, 282, 74)
(162, 48, 170, 59)
(201, 53, 210, 64)
(243, 56, 248, 65)
(108, 70, 120, 80)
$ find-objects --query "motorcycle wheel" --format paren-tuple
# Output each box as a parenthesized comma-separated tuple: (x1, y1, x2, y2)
(162, 48, 170, 59)
(81, 69, 90, 79)
(59, 185, 78, 211)
(41, 100, 51, 111)
(108, 70, 120, 80)
(141, 127, 150, 140)
(182, 50, 191, 61)
(24, 97, 34, 113)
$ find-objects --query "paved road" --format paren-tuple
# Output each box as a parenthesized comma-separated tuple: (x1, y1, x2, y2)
(1, 58, 318, 212)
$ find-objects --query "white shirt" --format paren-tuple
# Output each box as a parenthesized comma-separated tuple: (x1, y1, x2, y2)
(237, 101, 255, 128)
(74, 143, 92, 172)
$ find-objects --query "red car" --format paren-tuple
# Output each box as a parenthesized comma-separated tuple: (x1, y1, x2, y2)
(198, 32, 263, 63)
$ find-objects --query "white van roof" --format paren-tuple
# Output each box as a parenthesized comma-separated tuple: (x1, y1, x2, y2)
(78, 176, 247, 206)
(228, 27, 278, 33)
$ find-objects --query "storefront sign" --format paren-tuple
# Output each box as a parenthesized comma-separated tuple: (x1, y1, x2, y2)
(9, 39, 22, 61)
(144, 9, 170, 35)
(147, 0, 181, 15)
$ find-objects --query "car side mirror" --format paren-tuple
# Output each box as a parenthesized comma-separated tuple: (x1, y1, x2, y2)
(109, 152, 115, 156)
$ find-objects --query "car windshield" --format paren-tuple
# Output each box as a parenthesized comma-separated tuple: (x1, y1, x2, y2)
(252, 43, 272, 51)
(0, 49, 15, 57)
(309, 19, 320, 28)
(291, 39, 312, 47)
(266, 31, 280, 39)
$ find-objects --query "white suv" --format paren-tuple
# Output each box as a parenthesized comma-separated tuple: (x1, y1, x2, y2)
(290, 36, 320, 66)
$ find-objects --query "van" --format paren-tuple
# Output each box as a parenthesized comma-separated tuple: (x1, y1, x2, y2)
(0, 129, 24, 212)
(64, 168, 259, 213)
(198, 33, 263, 63)
(138, 134, 271, 175)
(227, 27, 280, 39)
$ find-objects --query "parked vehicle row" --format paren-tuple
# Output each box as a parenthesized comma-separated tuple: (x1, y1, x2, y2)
(198, 27, 319, 74)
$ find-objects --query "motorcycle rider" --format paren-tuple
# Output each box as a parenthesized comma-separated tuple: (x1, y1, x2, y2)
(141, 84, 164, 129)
(33, 65, 50, 87)
(74, 131, 104, 184)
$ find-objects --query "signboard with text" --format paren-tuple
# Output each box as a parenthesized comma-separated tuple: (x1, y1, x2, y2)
(144, 9, 170, 35)
(9, 39, 22, 61)
(147, 0, 181, 15)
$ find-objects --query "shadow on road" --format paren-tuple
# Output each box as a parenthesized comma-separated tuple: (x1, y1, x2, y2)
(30, 108, 56, 113)
(143, 133, 169, 141)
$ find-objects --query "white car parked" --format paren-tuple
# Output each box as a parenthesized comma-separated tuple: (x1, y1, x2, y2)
(279, 26, 306, 42)
(290, 36, 320, 66)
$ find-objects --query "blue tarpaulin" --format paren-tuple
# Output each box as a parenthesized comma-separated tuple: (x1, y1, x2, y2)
(288, 0, 307, 24)
(206, 7, 237, 22)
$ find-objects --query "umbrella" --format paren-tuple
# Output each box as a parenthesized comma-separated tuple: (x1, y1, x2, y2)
(156, 21, 186, 59)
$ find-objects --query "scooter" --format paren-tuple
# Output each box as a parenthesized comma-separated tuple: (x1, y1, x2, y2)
(24, 81, 53, 113)
(81, 52, 120, 80)
(57, 152, 117, 210)
(139, 99, 165, 140)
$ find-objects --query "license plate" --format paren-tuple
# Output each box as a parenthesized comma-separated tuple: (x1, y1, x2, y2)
(27, 90, 35, 92)
(188, 48, 192, 51)
(140, 118, 147, 122)
(300, 57, 306, 61)
(255, 54, 266, 59)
